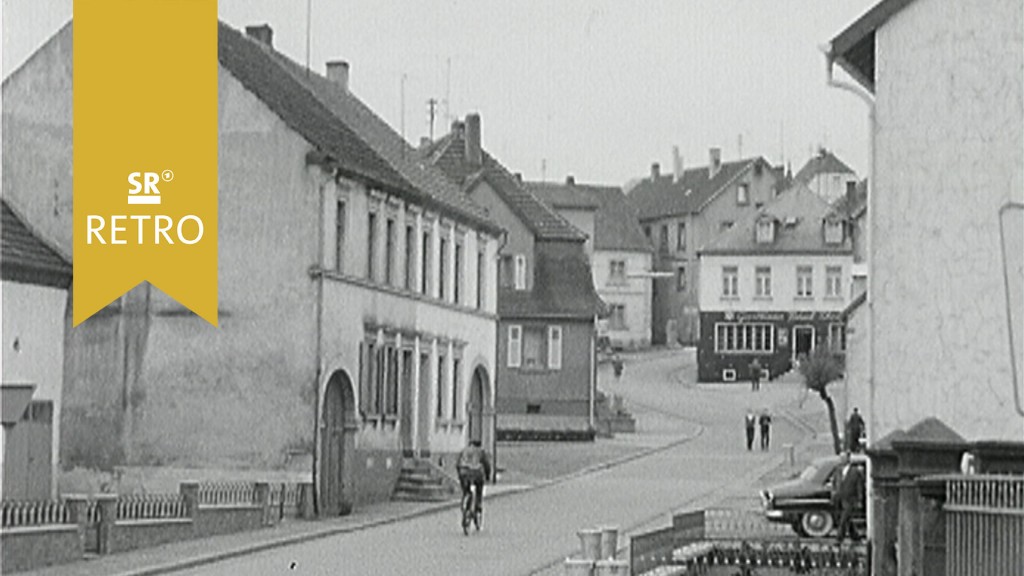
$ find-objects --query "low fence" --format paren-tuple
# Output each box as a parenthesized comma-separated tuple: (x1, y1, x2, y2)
(1, 480, 314, 573)
(945, 474, 1024, 576)
(631, 509, 868, 576)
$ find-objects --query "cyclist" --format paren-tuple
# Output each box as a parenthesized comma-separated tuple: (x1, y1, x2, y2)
(456, 439, 492, 517)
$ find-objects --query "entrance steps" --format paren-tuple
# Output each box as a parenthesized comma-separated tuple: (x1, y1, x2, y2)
(391, 458, 460, 502)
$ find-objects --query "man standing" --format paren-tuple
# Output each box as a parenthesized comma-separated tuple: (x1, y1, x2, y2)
(834, 451, 864, 543)
(749, 358, 762, 391)
(846, 408, 865, 452)
(758, 409, 772, 450)
(745, 409, 757, 451)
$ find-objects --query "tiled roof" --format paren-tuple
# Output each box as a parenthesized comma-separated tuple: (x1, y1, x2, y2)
(794, 150, 856, 184)
(626, 157, 771, 221)
(699, 183, 854, 256)
(422, 131, 586, 242)
(1, 198, 72, 289)
(218, 22, 501, 235)
(527, 181, 652, 252)
(498, 246, 607, 319)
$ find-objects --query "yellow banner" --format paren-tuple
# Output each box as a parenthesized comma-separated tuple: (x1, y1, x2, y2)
(73, 0, 218, 326)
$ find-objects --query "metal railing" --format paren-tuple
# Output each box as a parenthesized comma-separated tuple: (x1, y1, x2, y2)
(116, 494, 188, 520)
(945, 474, 1024, 576)
(1, 500, 70, 528)
(197, 481, 257, 506)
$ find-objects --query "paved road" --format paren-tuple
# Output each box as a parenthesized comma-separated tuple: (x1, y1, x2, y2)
(175, 350, 808, 576)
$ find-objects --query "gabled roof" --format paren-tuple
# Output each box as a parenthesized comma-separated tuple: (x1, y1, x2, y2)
(627, 157, 773, 221)
(699, 183, 854, 256)
(828, 0, 917, 93)
(794, 149, 856, 184)
(527, 181, 652, 252)
(1, 198, 72, 289)
(498, 245, 607, 319)
(422, 130, 586, 242)
(217, 22, 501, 235)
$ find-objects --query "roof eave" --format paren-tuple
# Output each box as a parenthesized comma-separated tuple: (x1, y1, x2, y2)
(829, 0, 919, 94)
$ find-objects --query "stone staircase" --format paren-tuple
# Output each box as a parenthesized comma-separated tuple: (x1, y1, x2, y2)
(391, 458, 460, 502)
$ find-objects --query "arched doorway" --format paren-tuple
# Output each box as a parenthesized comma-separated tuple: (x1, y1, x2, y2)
(320, 370, 356, 516)
(468, 368, 486, 443)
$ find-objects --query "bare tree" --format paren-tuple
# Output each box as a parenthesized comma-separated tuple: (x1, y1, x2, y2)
(798, 346, 846, 454)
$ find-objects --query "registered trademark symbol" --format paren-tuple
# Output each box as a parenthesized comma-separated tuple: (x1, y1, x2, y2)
(161, 170, 174, 182)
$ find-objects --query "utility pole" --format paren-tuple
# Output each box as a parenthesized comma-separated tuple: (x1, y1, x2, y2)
(400, 74, 407, 144)
(305, 0, 312, 76)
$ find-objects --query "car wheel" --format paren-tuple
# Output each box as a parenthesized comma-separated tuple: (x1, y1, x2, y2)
(800, 511, 834, 538)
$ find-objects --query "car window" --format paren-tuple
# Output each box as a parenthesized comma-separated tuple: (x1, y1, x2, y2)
(799, 464, 822, 481)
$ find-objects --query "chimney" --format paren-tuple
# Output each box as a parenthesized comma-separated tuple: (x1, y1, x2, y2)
(650, 162, 661, 181)
(514, 172, 523, 183)
(566, 175, 575, 186)
(325, 60, 350, 93)
(709, 147, 722, 178)
(672, 146, 683, 183)
(245, 24, 273, 48)
(464, 113, 482, 166)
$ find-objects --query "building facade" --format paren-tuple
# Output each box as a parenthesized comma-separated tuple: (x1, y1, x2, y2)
(793, 148, 860, 205)
(529, 179, 653, 349)
(627, 149, 782, 345)
(2, 22, 502, 512)
(697, 185, 854, 382)
(424, 118, 606, 435)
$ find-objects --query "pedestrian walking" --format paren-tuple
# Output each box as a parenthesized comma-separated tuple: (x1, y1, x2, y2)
(749, 358, 762, 391)
(758, 409, 772, 450)
(744, 409, 756, 451)
(845, 407, 865, 452)
(834, 451, 864, 544)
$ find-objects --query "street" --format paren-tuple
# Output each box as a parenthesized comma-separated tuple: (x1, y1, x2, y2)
(174, 350, 815, 576)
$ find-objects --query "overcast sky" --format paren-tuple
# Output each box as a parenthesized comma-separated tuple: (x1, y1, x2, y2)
(3, 0, 876, 187)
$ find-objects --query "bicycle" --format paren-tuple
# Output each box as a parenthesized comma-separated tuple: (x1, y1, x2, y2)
(460, 485, 481, 535)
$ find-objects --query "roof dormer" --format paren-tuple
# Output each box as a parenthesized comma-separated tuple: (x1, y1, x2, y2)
(823, 214, 846, 245)
(755, 214, 776, 244)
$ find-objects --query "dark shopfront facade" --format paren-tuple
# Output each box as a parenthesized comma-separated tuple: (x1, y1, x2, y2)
(697, 309, 845, 383)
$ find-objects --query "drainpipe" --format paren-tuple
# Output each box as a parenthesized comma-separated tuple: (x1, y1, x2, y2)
(822, 43, 877, 545)
(491, 229, 508, 482)
(310, 170, 330, 516)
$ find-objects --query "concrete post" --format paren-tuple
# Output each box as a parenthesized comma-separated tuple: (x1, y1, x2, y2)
(577, 528, 602, 561)
(64, 494, 91, 554)
(563, 558, 594, 576)
(254, 482, 270, 525)
(298, 482, 316, 519)
(94, 494, 118, 555)
(179, 482, 200, 518)
(598, 526, 619, 559)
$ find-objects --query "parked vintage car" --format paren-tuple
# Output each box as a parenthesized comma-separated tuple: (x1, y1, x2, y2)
(760, 453, 867, 538)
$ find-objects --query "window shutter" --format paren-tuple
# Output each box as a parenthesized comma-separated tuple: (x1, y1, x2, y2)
(548, 326, 562, 369)
(508, 325, 522, 367)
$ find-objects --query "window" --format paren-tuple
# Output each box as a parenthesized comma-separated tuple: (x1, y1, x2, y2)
(514, 254, 527, 290)
(439, 236, 448, 300)
(720, 221, 734, 232)
(677, 266, 687, 292)
(824, 219, 844, 244)
(436, 353, 446, 418)
(421, 230, 432, 294)
(547, 326, 563, 370)
(828, 323, 846, 352)
(452, 358, 461, 420)
(755, 266, 772, 298)
(385, 345, 399, 415)
(454, 241, 463, 304)
(826, 266, 843, 298)
(676, 222, 687, 251)
(722, 266, 739, 298)
(659, 225, 669, 252)
(715, 323, 775, 353)
(404, 224, 415, 290)
(385, 218, 395, 285)
(367, 212, 377, 280)
(796, 266, 814, 298)
(609, 260, 626, 285)
(507, 325, 522, 367)
(643, 225, 652, 240)
(609, 304, 627, 331)
(359, 341, 374, 414)
(737, 183, 749, 205)
(756, 219, 775, 244)
(335, 201, 346, 272)
(477, 250, 485, 309)
(522, 326, 546, 368)
(499, 255, 514, 288)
